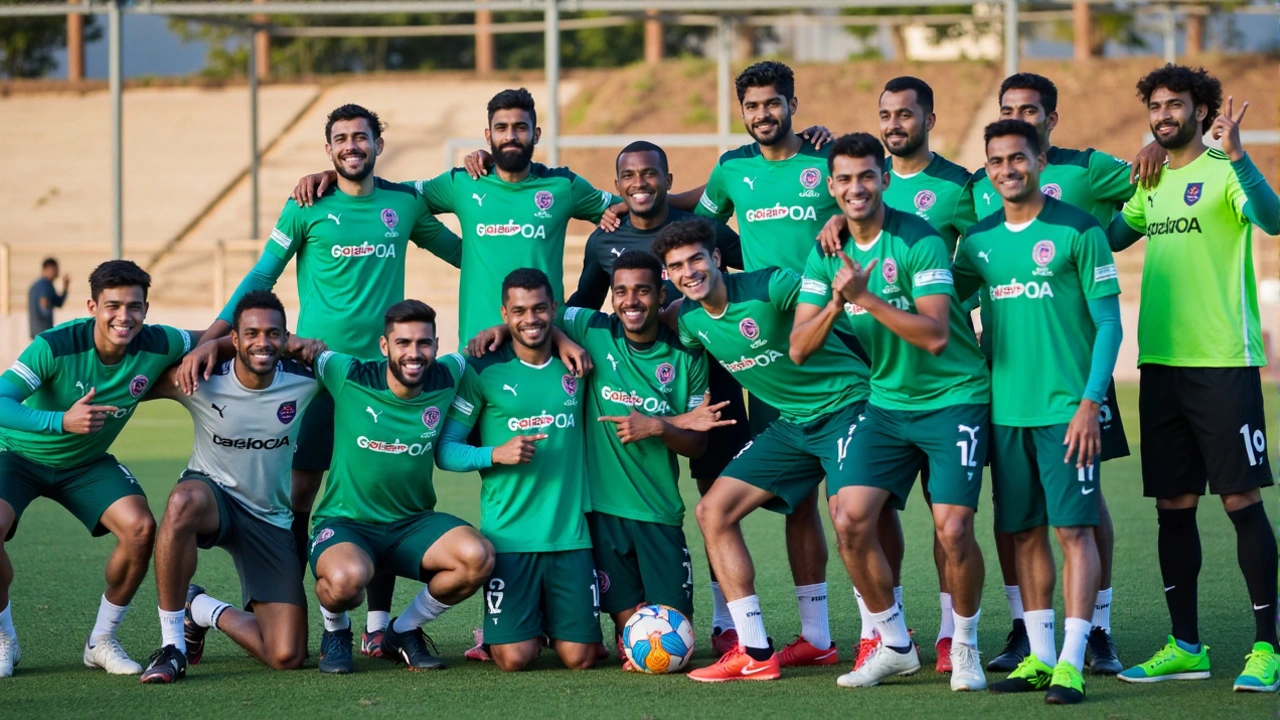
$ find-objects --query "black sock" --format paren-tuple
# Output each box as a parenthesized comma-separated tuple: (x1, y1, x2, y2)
(291, 511, 311, 573)
(744, 641, 774, 662)
(1157, 506, 1201, 645)
(1227, 501, 1279, 647)
(366, 573, 396, 616)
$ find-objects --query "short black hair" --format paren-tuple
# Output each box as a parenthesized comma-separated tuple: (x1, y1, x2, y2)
(488, 88, 537, 128)
(999, 72, 1058, 114)
(325, 104, 384, 143)
(232, 290, 287, 332)
(616, 140, 669, 176)
(41, 257, 58, 270)
(611, 249, 664, 288)
(651, 219, 718, 264)
(501, 268, 553, 305)
(735, 61, 795, 103)
(88, 260, 150, 302)
(882, 76, 934, 114)
(383, 299, 437, 335)
(1136, 64, 1222, 135)
(826, 132, 886, 173)
(984, 119, 1043, 157)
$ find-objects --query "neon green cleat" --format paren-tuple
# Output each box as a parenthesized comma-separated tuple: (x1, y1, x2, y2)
(1118, 636, 1210, 683)
(1044, 661, 1085, 705)
(989, 656, 1053, 694)
(1232, 642, 1280, 693)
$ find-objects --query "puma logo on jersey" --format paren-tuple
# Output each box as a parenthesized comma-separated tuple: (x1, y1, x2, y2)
(327, 213, 342, 225)
(75, 381, 88, 396)
(472, 193, 486, 206)
(503, 384, 518, 396)
(366, 406, 382, 422)
(698, 331, 710, 343)
(610, 247, 624, 257)
(606, 354, 619, 371)
(742, 177, 756, 190)
(977, 249, 992, 263)
(211, 403, 226, 418)
(982, 192, 993, 205)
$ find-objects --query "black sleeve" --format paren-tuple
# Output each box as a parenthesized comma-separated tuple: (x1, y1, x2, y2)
(567, 235, 610, 309)
(714, 223, 744, 270)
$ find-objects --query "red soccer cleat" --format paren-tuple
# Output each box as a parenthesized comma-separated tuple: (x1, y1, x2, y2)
(778, 636, 839, 667)
(688, 646, 781, 683)
(464, 627, 491, 662)
(935, 637, 953, 673)
(711, 628, 739, 658)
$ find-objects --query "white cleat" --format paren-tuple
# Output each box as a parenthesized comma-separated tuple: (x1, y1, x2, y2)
(836, 642, 920, 688)
(950, 641, 987, 691)
(84, 636, 142, 675)
(0, 633, 17, 678)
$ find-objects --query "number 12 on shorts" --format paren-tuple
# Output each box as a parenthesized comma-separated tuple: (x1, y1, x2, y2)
(1240, 423, 1267, 466)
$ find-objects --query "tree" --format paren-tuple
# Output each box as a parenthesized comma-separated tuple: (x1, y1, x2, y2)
(0, 3, 101, 78)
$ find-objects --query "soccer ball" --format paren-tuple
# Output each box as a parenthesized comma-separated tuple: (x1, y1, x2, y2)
(622, 604, 695, 674)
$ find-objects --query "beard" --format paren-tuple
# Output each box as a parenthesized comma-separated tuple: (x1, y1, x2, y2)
(333, 152, 375, 182)
(884, 129, 926, 158)
(492, 139, 535, 173)
(748, 113, 793, 147)
(387, 357, 426, 388)
(1152, 118, 1199, 150)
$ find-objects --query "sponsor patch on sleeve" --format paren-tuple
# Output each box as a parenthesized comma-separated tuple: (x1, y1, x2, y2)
(1094, 264, 1118, 282)
(687, 394, 705, 409)
(698, 193, 719, 215)
(451, 396, 475, 416)
(913, 269, 954, 286)
(564, 307, 582, 323)
(316, 351, 334, 375)
(178, 328, 192, 354)
(270, 228, 292, 250)
(800, 277, 829, 295)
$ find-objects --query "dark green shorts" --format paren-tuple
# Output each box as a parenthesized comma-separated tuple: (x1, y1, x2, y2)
(834, 403, 988, 510)
(183, 472, 306, 609)
(587, 512, 692, 619)
(990, 425, 1101, 533)
(292, 388, 333, 473)
(747, 393, 781, 438)
(308, 512, 470, 582)
(723, 401, 865, 514)
(0, 451, 145, 541)
(483, 549, 603, 645)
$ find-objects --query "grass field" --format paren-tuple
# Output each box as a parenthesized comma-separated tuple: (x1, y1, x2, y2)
(4, 385, 1280, 719)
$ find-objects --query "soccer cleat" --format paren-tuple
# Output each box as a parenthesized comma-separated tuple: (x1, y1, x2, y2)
(950, 641, 986, 691)
(1086, 626, 1123, 675)
(778, 636, 839, 667)
(616, 633, 639, 672)
(1118, 636, 1210, 683)
(1044, 661, 1086, 704)
(382, 619, 444, 671)
(986, 619, 1029, 672)
(139, 645, 188, 684)
(935, 637, 952, 673)
(184, 584, 210, 665)
(360, 629, 385, 659)
(688, 647, 781, 683)
(989, 656, 1054, 693)
(464, 627, 491, 662)
(1232, 642, 1280, 693)
(318, 627, 355, 674)
(711, 627, 739, 658)
(853, 635, 880, 671)
(83, 635, 143, 675)
(837, 642, 920, 688)
(0, 633, 17, 678)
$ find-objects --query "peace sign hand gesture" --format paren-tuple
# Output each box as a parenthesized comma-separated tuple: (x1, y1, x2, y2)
(1211, 95, 1249, 162)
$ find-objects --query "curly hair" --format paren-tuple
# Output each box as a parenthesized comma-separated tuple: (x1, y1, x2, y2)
(1136, 64, 1222, 135)
(651, 219, 718, 264)
(735, 61, 795, 103)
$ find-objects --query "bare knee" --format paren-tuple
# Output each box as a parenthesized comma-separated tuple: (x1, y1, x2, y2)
(934, 513, 975, 554)
(492, 645, 538, 673)
(833, 507, 875, 546)
(458, 536, 496, 587)
(164, 486, 208, 530)
(1054, 526, 1094, 548)
(119, 511, 157, 552)
(317, 568, 365, 609)
(559, 645, 597, 671)
(267, 646, 306, 670)
(694, 496, 723, 534)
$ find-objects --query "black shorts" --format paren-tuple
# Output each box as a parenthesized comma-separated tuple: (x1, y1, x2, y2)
(1099, 377, 1130, 462)
(1139, 365, 1273, 498)
(689, 361, 751, 481)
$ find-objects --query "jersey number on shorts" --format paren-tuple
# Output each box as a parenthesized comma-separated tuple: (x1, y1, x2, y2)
(956, 425, 981, 468)
(486, 578, 505, 621)
(1240, 423, 1267, 467)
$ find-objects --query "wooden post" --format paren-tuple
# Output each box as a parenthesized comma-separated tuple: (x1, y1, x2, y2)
(0, 244, 11, 317)
(213, 240, 226, 309)
(644, 9, 663, 65)
(1186, 7, 1205, 56)
(476, 0, 494, 76)
(253, 0, 269, 80)
(1072, 1, 1093, 61)
(67, 0, 84, 81)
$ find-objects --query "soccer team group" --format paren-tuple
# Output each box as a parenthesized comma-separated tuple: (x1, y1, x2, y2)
(1, 58, 1278, 706)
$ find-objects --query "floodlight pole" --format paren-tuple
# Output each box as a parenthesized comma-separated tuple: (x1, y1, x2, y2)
(1003, 0, 1018, 76)
(1162, 5, 1177, 63)
(109, 0, 123, 259)
(717, 14, 731, 154)
(544, 0, 560, 166)
(248, 32, 261, 239)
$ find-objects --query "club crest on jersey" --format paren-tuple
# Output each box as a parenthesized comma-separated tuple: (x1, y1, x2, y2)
(534, 190, 555, 218)
(129, 374, 149, 398)
(882, 258, 899, 285)
(277, 400, 297, 424)
(739, 318, 760, 341)
(1041, 183, 1062, 199)
(381, 208, 400, 238)
(1032, 240, 1056, 276)
(1184, 182, 1203, 206)
(422, 406, 441, 429)
(311, 527, 335, 552)
(914, 190, 937, 211)
(655, 362, 675, 385)
(562, 374, 578, 397)
(799, 167, 822, 197)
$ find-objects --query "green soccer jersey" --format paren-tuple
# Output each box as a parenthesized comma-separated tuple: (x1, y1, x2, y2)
(416, 165, 620, 343)
(310, 351, 465, 525)
(560, 306, 708, 527)
(696, 139, 837, 273)
(953, 198, 1120, 426)
(972, 146, 1134, 227)
(677, 268, 868, 424)
(884, 153, 979, 256)
(228, 179, 463, 359)
(448, 346, 590, 553)
(1120, 148, 1263, 367)
(800, 207, 990, 411)
(0, 318, 192, 467)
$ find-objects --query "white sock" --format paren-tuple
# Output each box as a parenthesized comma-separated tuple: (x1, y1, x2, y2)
(1025, 608, 1057, 665)
(710, 582, 734, 632)
(854, 588, 875, 641)
(937, 592, 955, 644)
(952, 608, 980, 648)
(190, 593, 231, 631)
(392, 588, 451, 633)
(894, 585, 904, 613)
(90, 595, 128, 644)
(159, 608, 186, 653)
(795, 583, 831, 650)
(367, 610, 391, 634)
(0, 602, 14, 641)
(1004, 585, 1025, 621)
(727, 595, 768, 650)
(321, 606, 350, 632)
(1092, 587, 1112, 633)
(870, 604, 910, 649)
(1060, 617, 1091, 671)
